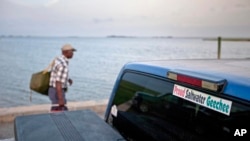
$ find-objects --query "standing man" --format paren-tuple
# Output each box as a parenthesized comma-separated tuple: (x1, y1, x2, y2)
(49, 44, 76, 112)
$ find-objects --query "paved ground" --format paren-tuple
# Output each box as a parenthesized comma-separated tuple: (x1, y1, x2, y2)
(0, 100, 108, 141)
(0, 138, 14, 141)
(0, 123, 14, 140)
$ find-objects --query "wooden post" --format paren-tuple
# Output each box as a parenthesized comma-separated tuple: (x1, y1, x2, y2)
(217, 36, 221, 59)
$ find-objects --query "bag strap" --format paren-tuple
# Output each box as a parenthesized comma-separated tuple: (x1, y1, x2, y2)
(43, 57, 57, 74)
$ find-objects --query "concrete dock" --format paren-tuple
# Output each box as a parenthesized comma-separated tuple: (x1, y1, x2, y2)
(0, 99, 108, 141)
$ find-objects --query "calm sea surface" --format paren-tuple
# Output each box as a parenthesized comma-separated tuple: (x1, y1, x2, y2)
(0, 37, 249, 108)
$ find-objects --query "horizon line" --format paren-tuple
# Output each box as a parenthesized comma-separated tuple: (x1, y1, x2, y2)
(1, 35, 250, 41)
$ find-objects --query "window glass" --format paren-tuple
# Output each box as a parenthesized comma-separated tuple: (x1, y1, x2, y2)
(109, 72, 250, 141)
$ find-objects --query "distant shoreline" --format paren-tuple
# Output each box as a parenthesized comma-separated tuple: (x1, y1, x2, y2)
(1, 35, 250, 41)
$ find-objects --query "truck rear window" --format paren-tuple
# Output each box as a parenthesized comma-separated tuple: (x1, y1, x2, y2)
(107, 71, 250, 141)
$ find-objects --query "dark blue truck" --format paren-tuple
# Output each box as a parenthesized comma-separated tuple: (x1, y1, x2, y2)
(15, 59, 250, 141)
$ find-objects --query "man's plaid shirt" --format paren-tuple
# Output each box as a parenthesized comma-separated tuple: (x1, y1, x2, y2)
(49, 55, 69, 88)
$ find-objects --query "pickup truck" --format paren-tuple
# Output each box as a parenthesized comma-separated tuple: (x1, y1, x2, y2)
(15, 59, 250, 141)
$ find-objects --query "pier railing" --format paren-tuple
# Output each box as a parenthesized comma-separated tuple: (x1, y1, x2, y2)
(213, 37, 250, 59)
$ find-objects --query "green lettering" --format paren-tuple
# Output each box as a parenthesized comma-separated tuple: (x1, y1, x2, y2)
(219, 100, 223, 111)
(206, 96, 211, 107)
(216, 101, 220, 110)
(222, 103, 226, 112)
(213, 100, 216, 109)
(225, 105, 229, 113)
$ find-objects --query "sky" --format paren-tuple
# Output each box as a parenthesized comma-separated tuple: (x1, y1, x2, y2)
(1, 0, 250, 37)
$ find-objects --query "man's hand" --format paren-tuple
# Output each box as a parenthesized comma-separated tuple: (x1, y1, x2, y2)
(68, 78, 73, 86)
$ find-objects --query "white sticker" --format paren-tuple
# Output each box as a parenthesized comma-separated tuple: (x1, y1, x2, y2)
(173, 84, 232, 116)
(111, 105, 118, 117)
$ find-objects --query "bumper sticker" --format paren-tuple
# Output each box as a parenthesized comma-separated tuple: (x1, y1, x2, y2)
(173, 84, 232, 116)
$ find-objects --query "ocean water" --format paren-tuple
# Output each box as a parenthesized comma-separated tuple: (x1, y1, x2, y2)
(0, 37, 249, 108)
